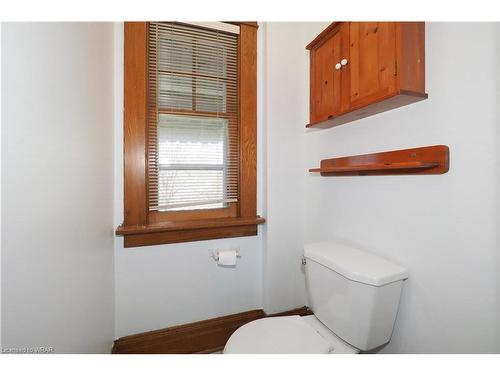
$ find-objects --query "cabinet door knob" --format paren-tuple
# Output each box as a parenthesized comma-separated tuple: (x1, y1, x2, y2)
(335, 63, 342, 70)
(341, 58, 348, 66)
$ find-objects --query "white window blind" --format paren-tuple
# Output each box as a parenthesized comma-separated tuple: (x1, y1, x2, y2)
(147, 22, 239, 212)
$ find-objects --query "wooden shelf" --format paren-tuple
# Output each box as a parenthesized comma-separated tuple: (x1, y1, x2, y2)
(309, 145, 449, 176)
(309, 161, 438, 173)
(116, 216, 265, 236)
(116, 216, 266, 248)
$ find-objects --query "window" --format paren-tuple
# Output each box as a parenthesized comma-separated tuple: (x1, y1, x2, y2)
(149, 22, 239, 214)
(157, 115, 232, 211)
(116, 22, 264, 247)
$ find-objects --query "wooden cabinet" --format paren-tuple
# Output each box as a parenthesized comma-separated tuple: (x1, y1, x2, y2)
(309, 23, 346, 124)
(349, 22, 398, 108)
(307, 22, 427, 129)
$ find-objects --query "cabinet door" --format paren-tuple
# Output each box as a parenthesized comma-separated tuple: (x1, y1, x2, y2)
(310, 28, 342, 124)
(349, 22, 397, 109)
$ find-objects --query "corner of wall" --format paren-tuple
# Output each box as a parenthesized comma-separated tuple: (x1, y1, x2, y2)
(113, 21, 124, 340)
(0, 21, 3, 348)
(257, 21, 270, 313)
(497, 21, 500, 354)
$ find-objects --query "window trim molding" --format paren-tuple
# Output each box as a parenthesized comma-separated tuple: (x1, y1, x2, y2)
(116, 22, 264, 248)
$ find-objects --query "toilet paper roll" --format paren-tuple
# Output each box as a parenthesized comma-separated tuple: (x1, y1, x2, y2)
(217, 250, 237, 266)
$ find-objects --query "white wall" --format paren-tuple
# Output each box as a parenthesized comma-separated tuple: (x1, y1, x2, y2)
(264, 22, 500, 353)
(262, 22, 330, 313)
(0, 23, 2, 348)
(0, 24, 3, 349)
(113, 23, 266, 338)
(1, 23, 115, 353)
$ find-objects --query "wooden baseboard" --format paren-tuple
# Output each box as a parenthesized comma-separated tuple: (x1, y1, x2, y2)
(266, 306, 313, 318)
(112, 306, 312, 354)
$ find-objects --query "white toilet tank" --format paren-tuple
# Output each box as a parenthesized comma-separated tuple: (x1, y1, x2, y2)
(304, 241, 408, 351)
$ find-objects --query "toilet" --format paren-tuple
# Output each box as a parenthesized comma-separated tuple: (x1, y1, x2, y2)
(224, 241, 408, 354)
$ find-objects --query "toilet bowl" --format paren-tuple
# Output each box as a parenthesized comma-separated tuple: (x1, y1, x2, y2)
(223, 241, 408, 354)
(224, 315, 359, 354)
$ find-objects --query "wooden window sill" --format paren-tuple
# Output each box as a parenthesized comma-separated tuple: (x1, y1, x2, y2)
(116, 216, 265, 248)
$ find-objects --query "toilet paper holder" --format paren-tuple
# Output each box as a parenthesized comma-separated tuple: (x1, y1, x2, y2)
(210, 249, 241, 262)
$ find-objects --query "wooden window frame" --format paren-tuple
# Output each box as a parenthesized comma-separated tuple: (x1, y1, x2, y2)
(116, 22, 264, 248)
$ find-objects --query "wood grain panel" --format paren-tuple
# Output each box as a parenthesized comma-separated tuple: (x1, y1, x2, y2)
(124, 224, 259, 247)
(309, 145, 449, 176)
(349, 22, 397, 108)
(112, 306, 312, 354)
(238, 24, 258, 219)
(377, 22, 397, 93)
(339, 23, 351, 113)
(117, 216, 265, 235)
(113, 310, 265, 354)
(398, 22, 425, 93)
(309, 24, 348, 123)
(310, 35, 335, 123)
(306, 90, 427, 128)
(266, 306, 313, 318)
(149, 203, 238, 223)
(123, 23, 148, 226)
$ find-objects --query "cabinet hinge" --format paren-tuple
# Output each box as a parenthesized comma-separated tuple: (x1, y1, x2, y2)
(393, 61, 398, 76)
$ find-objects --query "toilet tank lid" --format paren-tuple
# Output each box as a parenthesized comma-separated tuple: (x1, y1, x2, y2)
(304, 241, 408, 286)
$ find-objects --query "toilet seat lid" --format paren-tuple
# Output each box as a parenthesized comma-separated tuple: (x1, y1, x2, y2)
(223, 316, 332, 354)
